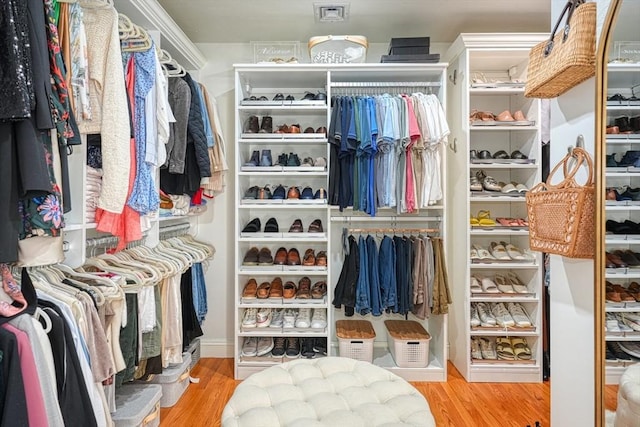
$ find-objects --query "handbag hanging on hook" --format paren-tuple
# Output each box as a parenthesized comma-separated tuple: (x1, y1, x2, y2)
(524, 0, 597, 98)
(525, 146, 595, 259)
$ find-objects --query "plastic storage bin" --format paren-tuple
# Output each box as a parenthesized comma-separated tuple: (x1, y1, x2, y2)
(308, 35, 368, 63)
(185, 337, 201, 370)
(112, 384, 162, 427)
(336, 319, 375, 363)
(147, 352, 191, 407)
(384, 320, 431, 368)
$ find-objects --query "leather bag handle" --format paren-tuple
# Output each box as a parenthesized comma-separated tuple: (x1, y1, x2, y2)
(544, 0, 587, 57)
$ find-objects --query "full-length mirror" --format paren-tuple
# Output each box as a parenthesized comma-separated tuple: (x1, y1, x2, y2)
(599, 0, 640, 424)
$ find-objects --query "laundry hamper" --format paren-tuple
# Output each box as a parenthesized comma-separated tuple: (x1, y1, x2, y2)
(336, 319, 376, 363)
(385, 320, 431, 368)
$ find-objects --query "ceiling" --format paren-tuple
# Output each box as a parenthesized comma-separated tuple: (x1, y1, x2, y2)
(157, 0, 551, 44)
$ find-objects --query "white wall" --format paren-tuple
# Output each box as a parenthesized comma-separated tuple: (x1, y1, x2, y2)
(194, 41, 449, 357)
(549, 0, 611, 425)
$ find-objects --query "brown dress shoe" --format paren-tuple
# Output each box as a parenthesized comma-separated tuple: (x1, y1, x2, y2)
(274, 247, 288, 265)
(287, 186, 300, 199)
(283, 281, 297, 299)
(257, 282, 270, 299)
(308, 219, 323, 233)
(269, 277, 283, 297)
(303, 249, 315, 266)
(242, 279, 258, 298)
(315, 251, 328, 267)
(289, 124, 301, 133)
(287, 248, 301, 265)
(297, 277, 311, 299)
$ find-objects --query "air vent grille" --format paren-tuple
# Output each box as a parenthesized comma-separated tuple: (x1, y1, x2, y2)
(314, 3, 350, 23)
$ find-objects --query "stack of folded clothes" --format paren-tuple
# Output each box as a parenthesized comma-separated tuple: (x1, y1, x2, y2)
(85, 166, 102, 223)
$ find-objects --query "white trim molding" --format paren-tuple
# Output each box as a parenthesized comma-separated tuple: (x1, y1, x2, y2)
(200, 339, 234, 358)
(113, 0, 206, 70)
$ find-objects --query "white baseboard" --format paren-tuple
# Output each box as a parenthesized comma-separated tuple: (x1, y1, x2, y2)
(200, 339, 234, 358)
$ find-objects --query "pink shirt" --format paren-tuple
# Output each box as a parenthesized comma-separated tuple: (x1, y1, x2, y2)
(404, 95, 421, 213)
(2, 323, 48, 427)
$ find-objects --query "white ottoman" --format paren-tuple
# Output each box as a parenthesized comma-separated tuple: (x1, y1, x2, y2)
(221, 357, 435, 427)
(615, 363, 640, 427)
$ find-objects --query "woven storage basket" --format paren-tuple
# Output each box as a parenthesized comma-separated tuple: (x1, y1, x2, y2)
(524, 1, 596, 98)
(336, 319, 375, 363)
(525, 147, 595, 258)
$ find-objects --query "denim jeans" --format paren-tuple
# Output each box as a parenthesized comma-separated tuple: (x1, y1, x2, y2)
(378, 236, 397, 312)
(191, 263, 208, 324)
(366, 235, 382, 316)
(355, 236, 371, 315)
(393, 236, 407, 314)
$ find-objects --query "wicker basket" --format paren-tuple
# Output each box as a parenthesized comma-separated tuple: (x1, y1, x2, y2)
(525, 147, 595, 259)
(524, 1, 596, 98)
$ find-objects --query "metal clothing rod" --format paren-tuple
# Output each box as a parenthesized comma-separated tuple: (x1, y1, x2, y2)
(86, 231, 149, 248)
(346, 227, 440, 234)
(330, 81, 441, 88)
(159, 222, 191, 235)
(331, 216, 441, 223)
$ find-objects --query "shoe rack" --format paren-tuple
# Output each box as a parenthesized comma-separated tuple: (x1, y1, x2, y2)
(445, 33, 547, 383)
(233, 64, 450, 382)
(603, 60, 640, 385)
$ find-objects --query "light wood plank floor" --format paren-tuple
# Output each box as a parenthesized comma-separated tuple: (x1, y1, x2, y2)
(160, 358, 619, 426)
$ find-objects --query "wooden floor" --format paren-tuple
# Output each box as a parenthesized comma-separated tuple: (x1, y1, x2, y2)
(160, 358, 619, 426)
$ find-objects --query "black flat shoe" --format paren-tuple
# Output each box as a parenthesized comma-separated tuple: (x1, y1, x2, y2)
(264, 217, 279, 232)
(273, 93, 285, 101)
(242, 218, 261, 233)
(477, 150, 492, 159)
(493, 150, 509, 159)
(510, 150, 528, 159)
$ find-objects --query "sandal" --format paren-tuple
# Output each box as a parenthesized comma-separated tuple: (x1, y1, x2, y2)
(481, 277, 500, 293)
(477, 210, 496, 227)
(470, 176, 483, 191)
(471, 337, 483, 359)
(472, 244, 496, 261)
(494, 274, 515, 293)
(470, 276, 483, 293)
(496, 337, 516, 360)
(242, 279, 258, 299)
(507, 272, 529, 293)
(489, 242, 511, 261)
(511, 337, 532, 360)
(501, 241, 525, 260)
(496, 217, 520, 227)
(470, 215, 480, 226)
(479, 337, 497, 359)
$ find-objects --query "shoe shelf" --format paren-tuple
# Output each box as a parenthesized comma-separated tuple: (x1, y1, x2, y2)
(238, 105, 327, 112)
(606, 305, 640, 313)
(238, 235, 328, 243)
(606, 236, 640, 244)
(607, 135, 640, 144)
(238, 138, 328, 146)
(605, 335, 640, 341)
(446, 35, 546, 383)
(606, 205, 640, 211)
(238, 329, 328, 337)
(606, 171, 640, 177)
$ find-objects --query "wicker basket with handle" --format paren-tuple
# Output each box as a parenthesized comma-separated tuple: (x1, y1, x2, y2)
(525, 147, 595, 259)
(524, 0, 596, 99)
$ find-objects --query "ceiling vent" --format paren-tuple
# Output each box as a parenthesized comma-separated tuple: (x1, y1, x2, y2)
(314, 3, 350, 23)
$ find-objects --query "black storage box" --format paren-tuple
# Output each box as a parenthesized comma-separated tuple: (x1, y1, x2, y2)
(388, 37, 430, 55)
(380, 53, 440, 64)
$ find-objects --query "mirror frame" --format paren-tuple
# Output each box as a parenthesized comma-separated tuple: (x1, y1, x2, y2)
(596, 0, 623, 425)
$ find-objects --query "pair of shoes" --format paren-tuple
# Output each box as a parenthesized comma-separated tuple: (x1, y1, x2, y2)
(606, 252, 628, 268)
(244, 150, 273, 167)
(470, 149, 528, 160)
(611, 250, 640, 267)
(274, 247, 301, 265)
(470, 209, 496, 227)
(242, 217, 279, 233)
(241, 336, 274, 357)
(274, 152, 300, 167)
(273, 93, 296, 101)
(612, 115, 640, 133)
(606, 219, 640, 234)
(288, 186, 314, 199)
(495, 337, 531, 361)
(288, 218, 323, 233)
(301, 91, 327, 101)
(474, 170, 502, 192)
(245, 115, 272, 133)
(242, 247, 274, 265)
(489, 241, 527, 261)
(302, 249, 327, 266)
(494, 217, 528, 228)
(243, 185, 274, 200)
(242, 307, 276, 328)
(271, 337, 301, 358)
(243, 95, 269, 102)
(275, 123, 301, 134)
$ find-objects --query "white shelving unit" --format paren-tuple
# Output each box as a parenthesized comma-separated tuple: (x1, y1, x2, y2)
(604, 62, 640, 385)
(445, 33, 547, 383)
(233, 64, 450, 382)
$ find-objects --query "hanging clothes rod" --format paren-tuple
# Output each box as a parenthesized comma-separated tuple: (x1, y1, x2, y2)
(331, 216, 441, 223)
(330, 81, 440, 88)
(346, 227, 440, 234)
(159, 222, 191, 236)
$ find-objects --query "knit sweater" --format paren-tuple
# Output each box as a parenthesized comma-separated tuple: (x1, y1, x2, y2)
(76, 4, 130, 214)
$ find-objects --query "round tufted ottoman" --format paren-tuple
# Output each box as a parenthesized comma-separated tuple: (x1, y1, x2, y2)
(615, 363, 640, 427)
(221, 357, 435, 427)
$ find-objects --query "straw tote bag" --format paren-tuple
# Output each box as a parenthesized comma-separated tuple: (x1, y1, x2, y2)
(525, 147, 595, 259)
(525, 0, 596, 98)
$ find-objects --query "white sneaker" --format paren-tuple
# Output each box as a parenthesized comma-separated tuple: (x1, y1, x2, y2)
(241, 337, 258, 356)
(491, 302, 515, 327)
(270, 309, 284, 328)
(476, 302, 496, 326)
(506, 302, 532, 327)
(256, 308, 272, 328)
(283, 309, 297, 328)
(256, 336, 274, 356)
(310, 309, 327, 329)
(242, 308, 257, 328)
(295, 308, 312, 328)
(470, 304, 481, 327)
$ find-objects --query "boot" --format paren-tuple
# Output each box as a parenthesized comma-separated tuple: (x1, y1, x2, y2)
(245, 115, 259, 133)
(615, 116, 632, 133)
(260, 149, 272, 167)
(243, 150, 259, 167)
(260, 116, 273, 133)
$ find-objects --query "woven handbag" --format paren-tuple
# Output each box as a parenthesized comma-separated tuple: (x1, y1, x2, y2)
(525, 147, 595, 259)
(524, 0, 596, 98)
